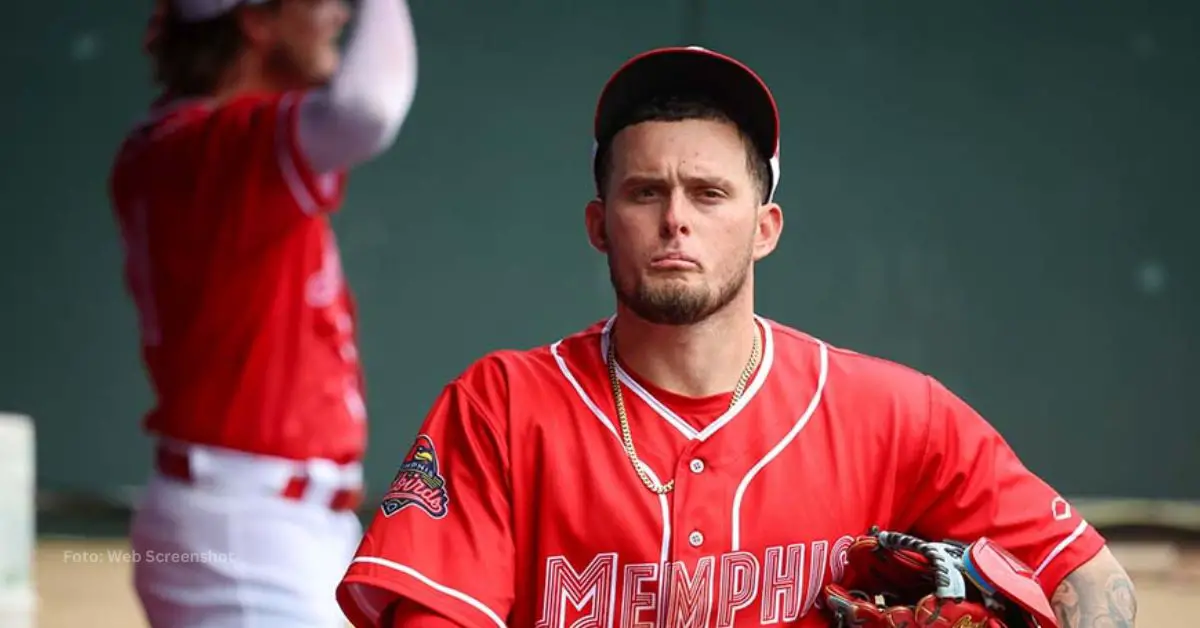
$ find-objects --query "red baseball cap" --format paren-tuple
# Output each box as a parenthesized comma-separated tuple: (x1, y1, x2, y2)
(593, 46, 782, 202)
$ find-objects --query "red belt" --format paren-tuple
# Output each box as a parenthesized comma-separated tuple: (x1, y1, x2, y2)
(155, 445, 363, 513)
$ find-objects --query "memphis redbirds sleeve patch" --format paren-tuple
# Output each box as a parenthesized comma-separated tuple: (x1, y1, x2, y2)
(380, 434, 450, 519)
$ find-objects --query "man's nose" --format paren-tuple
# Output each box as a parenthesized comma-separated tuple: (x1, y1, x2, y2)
(659, 189, 692, 238)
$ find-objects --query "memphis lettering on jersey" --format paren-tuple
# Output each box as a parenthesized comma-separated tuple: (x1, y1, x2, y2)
(537, 536, 853, 628)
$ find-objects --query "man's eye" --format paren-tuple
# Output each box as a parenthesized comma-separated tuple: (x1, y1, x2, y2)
(699, 188, 725, 200)
(633, 187, 658, 199)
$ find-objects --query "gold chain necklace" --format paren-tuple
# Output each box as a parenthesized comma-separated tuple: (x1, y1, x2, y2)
(606, 325, 762, 495)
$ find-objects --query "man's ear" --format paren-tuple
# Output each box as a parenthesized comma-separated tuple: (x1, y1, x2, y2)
(585, 199, 608, 253)
(752, 202, 784, 261)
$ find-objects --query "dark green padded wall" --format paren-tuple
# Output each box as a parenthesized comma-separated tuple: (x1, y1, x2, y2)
(703, 0, 1198, 498)
(0, 0, 1195, 502)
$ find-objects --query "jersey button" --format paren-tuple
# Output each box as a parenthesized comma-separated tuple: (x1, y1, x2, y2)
(689, 458, 705, 474)
(688, 530, 704, 547)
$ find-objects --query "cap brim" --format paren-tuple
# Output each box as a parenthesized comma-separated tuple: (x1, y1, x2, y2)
(594, 47, 780, 173)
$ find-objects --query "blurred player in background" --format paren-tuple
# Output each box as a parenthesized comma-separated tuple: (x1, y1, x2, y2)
(107, 0, 417, 625)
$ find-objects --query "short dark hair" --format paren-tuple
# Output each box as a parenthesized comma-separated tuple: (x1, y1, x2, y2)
(147, 1, 281, 97)
(592, 94, 773, 204)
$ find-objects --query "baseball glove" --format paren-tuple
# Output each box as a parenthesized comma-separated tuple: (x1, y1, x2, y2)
(822, 527, 1059, 627)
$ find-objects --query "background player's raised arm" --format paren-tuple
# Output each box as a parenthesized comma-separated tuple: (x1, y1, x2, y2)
(296, 0, 418, 173)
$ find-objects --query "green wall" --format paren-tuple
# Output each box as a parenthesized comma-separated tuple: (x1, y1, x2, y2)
(1, 0, 1196, 503)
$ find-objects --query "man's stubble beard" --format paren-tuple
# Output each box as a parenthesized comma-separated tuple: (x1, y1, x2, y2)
(608, 248, 752, 327)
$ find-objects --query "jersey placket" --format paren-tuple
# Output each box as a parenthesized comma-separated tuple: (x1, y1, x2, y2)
(657, 438, 757, 627)
(669, 440, 733, 565)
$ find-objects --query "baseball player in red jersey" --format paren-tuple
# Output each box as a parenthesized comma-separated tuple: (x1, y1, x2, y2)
(335, 48, 1137, 627)
(107, 0, 417, 625)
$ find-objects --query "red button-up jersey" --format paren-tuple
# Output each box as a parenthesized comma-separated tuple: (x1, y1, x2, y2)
(338, 317, 1104, 627)
(108, 91, 366, 463)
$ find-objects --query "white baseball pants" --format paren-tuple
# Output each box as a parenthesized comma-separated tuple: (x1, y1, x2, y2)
(129, 448, 363, 627)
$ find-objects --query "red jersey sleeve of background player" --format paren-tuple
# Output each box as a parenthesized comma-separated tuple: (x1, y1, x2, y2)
(210, 91, 347, 220)
(337, 358, 515, 628)
(118, 92, 348, 245)
(268, 91, 348, 216)
(897, 376, 1106, 599)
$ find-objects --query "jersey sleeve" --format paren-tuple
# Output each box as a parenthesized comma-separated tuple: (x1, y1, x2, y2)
(147, 92, 347, 238)
(388, 598, 464, 627)
(337, 365, 514, 628)
(897, 376, 1107, 599)
(269, 91, 348, 216)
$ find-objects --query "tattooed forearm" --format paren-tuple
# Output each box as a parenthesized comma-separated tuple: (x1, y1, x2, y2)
(1051, 559, 1138, 628)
